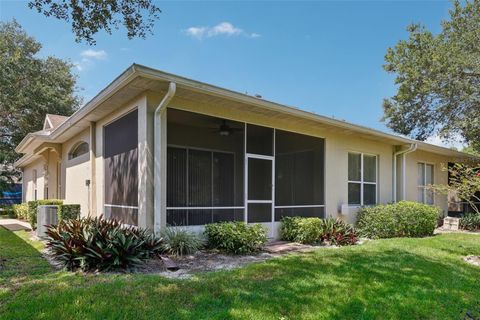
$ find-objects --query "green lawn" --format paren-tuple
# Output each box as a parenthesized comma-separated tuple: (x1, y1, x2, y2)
(0, 227, 479, 320)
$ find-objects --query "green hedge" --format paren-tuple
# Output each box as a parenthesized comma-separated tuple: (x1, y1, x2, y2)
(12, 203, 29, 220)
(356, 201, 441, 239)
(58, 204, 81, 221)
(280, 217, 358, 246)
(27, 200, 63, 229)
(0, 205, 15, 218)
(204, 222, 267, 254)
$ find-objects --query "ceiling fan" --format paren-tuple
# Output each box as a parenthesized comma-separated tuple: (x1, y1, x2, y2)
(213, 119, 242, 136)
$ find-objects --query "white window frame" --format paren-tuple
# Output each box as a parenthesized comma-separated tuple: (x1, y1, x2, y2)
(348, 152, 378, 206)
(417, 162, 435, 205)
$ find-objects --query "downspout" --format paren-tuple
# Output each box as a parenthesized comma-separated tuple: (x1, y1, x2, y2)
(153, 82, 176, 233)
(393, 143, 417, 202)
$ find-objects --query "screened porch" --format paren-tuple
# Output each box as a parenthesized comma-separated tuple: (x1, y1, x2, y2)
(166, 108, 325, 229)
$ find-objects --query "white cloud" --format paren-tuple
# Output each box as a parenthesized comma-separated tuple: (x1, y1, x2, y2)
(74, 49, 107, 72)
(184, 22, 260, 40)
(80, 49, 107, 60)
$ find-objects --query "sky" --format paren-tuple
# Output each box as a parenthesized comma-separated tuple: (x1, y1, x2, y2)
(0, 0, 462, 148)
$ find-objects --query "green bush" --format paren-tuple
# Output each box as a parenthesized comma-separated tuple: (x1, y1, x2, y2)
(204, 222, 268, 254)
(27, 199, 63, 229)
(356, 201, 441, 239)
(460, 213, 480, 231)
(159, 227, 204, 256)
(280, 217, 323, 244)
(1, 205, 15, 218)
(45, 216, 163, 272)
(58, 204, 81, 221)
(280, 217, 358, 245)
(12, 203, 29, 220)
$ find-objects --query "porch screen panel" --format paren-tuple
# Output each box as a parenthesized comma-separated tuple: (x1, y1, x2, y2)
(188, 150, 212, 207)
(213, 152, 234, 206)
(275, 130, 325, 221)
(167, 147, 187, 207)
(104, 109, 138, 225)
(167, 148, 237, 226)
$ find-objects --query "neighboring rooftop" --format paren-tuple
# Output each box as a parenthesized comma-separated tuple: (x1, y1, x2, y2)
(43, 114, 69, 131)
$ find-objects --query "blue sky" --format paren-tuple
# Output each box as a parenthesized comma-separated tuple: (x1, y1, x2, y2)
(1, 1, 457, 146)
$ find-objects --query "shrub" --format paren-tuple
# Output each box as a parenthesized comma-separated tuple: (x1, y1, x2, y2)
(27, 199, 63, 229)
(45, 216, 163, 272)
(280, 217, 322, 244)
(280, 217, 358, 245)
(460, 213, 480, 231)
(204, 222, 268, 254)
(1, 205, 15, 218)
(58, 204, 81, 221)
(12, 203, 29, 220)
(160, 227, 204, 256)
(356, 201, 441, 239)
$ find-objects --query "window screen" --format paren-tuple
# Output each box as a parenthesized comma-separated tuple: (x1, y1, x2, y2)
(247, 124, 273, 155)
(104, 109, 138, 225)
(167, 147, 238, 226)
(275, 130, 325, 220)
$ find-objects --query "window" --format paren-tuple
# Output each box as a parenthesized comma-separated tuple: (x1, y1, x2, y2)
(417, 162, 434, 205)
(348, 152, 377, 206)
(33, 169, 37, 201)
(68, 142, 89, 160)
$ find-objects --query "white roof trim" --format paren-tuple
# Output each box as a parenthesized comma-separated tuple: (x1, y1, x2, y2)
(15, 63, 478, 161)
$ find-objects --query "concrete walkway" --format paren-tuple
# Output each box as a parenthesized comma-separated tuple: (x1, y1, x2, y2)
(0, 218, 32, 231)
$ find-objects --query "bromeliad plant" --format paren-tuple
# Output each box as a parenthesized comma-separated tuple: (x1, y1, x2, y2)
(45, 216, 163, 272)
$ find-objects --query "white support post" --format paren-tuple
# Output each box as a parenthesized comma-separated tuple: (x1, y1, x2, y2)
(154, 83, 176, 234)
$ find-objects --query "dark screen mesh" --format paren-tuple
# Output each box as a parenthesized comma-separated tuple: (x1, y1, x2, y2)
(275, 130, 324, 219)
(104, 109, 138, 225)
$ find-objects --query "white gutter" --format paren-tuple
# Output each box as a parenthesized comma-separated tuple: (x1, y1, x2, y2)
(393, 143, 417, 202)
(153, 82, 176, 233)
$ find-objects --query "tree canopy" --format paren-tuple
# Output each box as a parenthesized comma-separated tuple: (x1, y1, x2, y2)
(28, 0, 161, 45)
(383, 0, 480, 152)
(0, 20, 80, 189)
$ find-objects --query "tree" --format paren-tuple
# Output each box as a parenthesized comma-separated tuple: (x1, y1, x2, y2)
(28, 0, 161, 45)
(383, 0, 480, 152)
(0, 20, 80, 190)
(432, 162, 480, 215)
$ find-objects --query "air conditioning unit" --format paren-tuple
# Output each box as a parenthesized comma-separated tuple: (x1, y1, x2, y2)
(36, 205, 58, 238)
(340, 204, 350, 215)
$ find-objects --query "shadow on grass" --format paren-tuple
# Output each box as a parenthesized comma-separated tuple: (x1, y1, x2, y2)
(1, 235, 479, 319)
(0, 227, 52, 284)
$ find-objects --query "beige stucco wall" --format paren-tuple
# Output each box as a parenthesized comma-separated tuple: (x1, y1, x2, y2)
(404, 149, 450, 215)
(22, 158, 45, 202)
(61, 128, 91, 216)
(18, 89, 456, 234)
(158, 93, 397, 226)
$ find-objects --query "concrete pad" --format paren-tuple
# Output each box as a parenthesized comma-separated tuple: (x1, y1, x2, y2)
(264, 241, 311, 254)
(0, 218, 32, 231)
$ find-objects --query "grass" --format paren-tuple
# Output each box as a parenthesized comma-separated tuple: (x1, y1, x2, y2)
(0, 227, 479, 320)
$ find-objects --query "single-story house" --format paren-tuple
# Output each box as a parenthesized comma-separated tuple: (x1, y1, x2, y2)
(14, 64, 477, 237)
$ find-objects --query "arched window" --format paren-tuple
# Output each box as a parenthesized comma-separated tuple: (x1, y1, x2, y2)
(68, 142, 89, 160)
